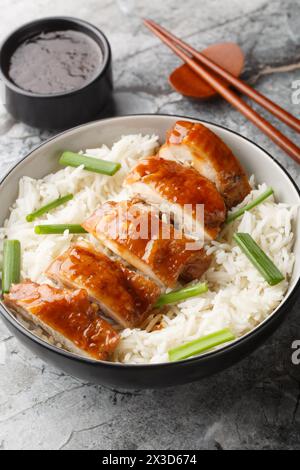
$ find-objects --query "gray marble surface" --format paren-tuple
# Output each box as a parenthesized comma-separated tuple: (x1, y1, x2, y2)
(0, 0, 299, 450)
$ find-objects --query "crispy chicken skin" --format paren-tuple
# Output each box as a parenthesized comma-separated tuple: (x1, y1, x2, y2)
(124, 156, 226, 240)
(82, 200, 212, 288)
(4, 281, 119, 360)
(159, 120, 251, 209)
(46, 243, 161, 328)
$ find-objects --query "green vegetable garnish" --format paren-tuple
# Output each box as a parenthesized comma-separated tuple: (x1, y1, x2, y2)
(2, 240, 21, 294)
(226, 187, 274, 224)
(155, 282, 208, 308)
(168, 328, 235, 362)
(26, 194, 74, 222)
(234, 232, 284, 286)
(59, 151, 121, 176)
(34, 224, 87, 235)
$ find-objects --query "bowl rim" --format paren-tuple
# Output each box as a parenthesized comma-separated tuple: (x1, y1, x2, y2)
(0, 113, 299, 369)
(0, 16, 112, 99)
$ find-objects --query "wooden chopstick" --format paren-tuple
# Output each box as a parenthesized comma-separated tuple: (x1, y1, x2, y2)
(144, 19, 300, 165)
(145, 19, 300, 134)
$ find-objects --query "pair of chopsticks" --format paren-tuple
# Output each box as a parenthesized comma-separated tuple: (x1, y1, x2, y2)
(144, 19, 300, 165)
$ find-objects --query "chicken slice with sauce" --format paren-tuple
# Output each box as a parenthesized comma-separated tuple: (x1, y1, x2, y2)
(82, 200, 212, 288)
(159, 120, 251, 209)
(124, 156, 226, 241)
(46, 242, 161, 328)
(4, 281, 119, 360)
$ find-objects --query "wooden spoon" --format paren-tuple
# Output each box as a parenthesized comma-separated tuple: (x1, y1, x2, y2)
(169, 42, 244, 99)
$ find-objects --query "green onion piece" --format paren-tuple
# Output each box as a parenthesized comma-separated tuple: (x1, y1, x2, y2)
(226, 187, 274, 224)
(2, 240, 21, 294)
(26, 194, 74, 222)
(155, 282, 208, 308)
(34, 224, 87, 235)
(234, 232, 284, 286)
(59, 151, 121, 176)
(168, 328, 235, 362)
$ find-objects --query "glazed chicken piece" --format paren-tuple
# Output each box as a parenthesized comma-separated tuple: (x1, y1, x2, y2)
(124, 156, 226, 241)
(159, 120, 251, 209)
(4, 281, 119, 360)
(82, 200, 212, 288)
(46, 242, 161, 328)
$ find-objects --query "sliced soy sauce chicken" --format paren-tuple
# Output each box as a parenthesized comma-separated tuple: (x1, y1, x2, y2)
(4, 281, 119, 360)
(46, 242, 161, 328)
(124, 156, 226, 241)
(159, 120, 251, 209)
(82, 200, 212, 288)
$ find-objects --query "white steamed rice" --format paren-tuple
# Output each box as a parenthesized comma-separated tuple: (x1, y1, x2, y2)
(0, 134, 297, 364)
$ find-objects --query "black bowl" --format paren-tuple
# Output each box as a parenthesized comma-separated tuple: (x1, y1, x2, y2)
(0, 17, 113, 130)
(0, 115, 299, 389)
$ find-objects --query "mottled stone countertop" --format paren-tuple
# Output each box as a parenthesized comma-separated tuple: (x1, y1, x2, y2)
(0, 0, 300, 450)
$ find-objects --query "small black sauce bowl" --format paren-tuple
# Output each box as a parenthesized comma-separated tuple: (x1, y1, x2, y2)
(0, 17, 113, 131)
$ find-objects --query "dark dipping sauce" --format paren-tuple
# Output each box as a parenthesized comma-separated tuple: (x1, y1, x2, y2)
(8, 30, 103, 94)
